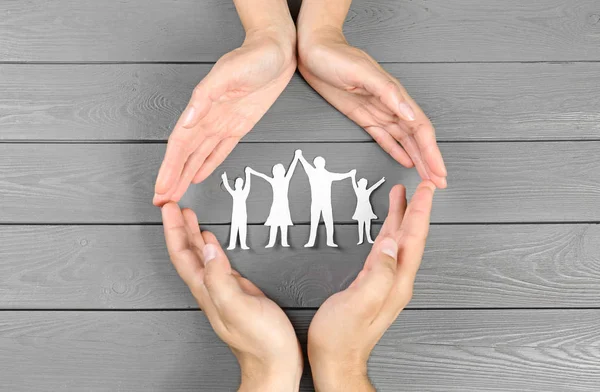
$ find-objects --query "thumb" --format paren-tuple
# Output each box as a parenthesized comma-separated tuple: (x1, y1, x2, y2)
(201, 235, 243, 313)
(350, 237, 399, 316)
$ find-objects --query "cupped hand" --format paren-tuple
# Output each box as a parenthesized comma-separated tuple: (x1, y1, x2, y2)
(298, 30, 447, 189)
(307, 182, 435, 391)
(161, 203, 302, 391)
(154, 31, 297, 206)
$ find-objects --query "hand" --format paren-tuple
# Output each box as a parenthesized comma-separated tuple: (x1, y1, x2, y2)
(295, 149, 303, 158)
(161, 203, 303, 391)
(307, 182, 436, 391)
(298, 28, 447, 189)
(153, 28, 297, 206)
(221, 172, 227, 181)
(245, 167, 251, 175)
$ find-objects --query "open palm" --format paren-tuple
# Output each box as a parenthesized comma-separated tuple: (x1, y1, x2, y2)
(299, 38, 447, 188)
(154, 36, 296, 206)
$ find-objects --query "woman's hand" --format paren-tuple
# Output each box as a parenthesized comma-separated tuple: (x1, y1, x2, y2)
(307, 182, 435, 391)
(154, 26, 296, 206)
(297, 24, 447, 189)
(161, 203, 303, 391)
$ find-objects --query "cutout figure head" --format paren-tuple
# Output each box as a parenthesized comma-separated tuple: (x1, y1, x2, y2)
(313, 156, 326, 169)
(272, 163, 285, 177)
(234, 178, 243, 190)
(358, 178, 368, 188)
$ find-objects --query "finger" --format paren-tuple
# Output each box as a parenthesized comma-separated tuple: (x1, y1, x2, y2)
(378, 184, 408, 239)
(398, 181, 436, 276)
(161, 203, 204, 289)
(347, 237, 399, 320)
(169, 137, 220, 203)
(201, 231, 245, 316)
(359, 67, 415, 122)
(192, 137, 239, 184)
(366, 126, 414, 168)
(413, 123, 447, 179)
(182, 208, 206, 263)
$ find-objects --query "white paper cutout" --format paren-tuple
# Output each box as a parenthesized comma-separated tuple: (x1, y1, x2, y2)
(352, 174, 385, 244)
(297, 150, 356, 248)
(247, 150, 301, 248)
(222, 171, 251, 250)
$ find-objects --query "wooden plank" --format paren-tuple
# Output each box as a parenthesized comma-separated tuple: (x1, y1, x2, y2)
(1, 224, 599, 309)
(1, 310, 599, 391)
(2, 63, 599, 141)
(2, 0, 599, 62)
(0, 142, 599, 224)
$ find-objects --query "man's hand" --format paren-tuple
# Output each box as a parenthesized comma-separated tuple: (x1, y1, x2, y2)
(307, 182, 436, 391)
(154, 27, 296, 206)
(161, 203, 303, 391)
(297, 24, 447, 189)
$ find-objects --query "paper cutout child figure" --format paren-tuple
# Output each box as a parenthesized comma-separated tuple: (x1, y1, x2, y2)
(351, 174, 385, 245)
(297, 150, 356, 248)
(221, 169, 251, 250)
(247, 150, 301, 248)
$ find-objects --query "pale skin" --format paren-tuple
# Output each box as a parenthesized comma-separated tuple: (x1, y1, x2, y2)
(154, 0, 447, 207)
(161, 181, 435, 391)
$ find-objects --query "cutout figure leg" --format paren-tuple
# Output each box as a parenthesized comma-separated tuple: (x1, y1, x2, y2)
(266, 226, 277, 248)
(357, 220, 364, 245)
(365, 220, 374, 244)
(305, 205, 321, 247)
(239, 222, 249, 250)
(322, 206, 338, 247)
(280, 226, 290, 247)
(227, 224, 239, 250)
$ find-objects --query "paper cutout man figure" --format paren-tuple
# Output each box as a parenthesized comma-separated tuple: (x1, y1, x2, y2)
(297, 150, 356, 247)
(351, 174, 385, 244)
(247, 150, 301, 248)
(221, 169, 251, 250)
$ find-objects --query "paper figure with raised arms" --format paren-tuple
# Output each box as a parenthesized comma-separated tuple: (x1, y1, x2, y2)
(351, 173, 385, 244)
(296, 150, 356, 248)
(221, 169, 251, 250)
(246, 150, 301, 248)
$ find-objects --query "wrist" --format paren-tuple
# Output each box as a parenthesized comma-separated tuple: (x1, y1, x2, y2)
(238, 359, 301, 392)
(297, 0, 350, 57)
(243, 24, 297, 68)
(309, 355, 373, 392)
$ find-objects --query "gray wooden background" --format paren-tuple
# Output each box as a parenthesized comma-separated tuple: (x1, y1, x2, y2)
(1, 0, 599, 390)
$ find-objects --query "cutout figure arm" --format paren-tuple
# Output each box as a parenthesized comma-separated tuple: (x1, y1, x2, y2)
(242, 168, 252, 197)
(247, 167, 274, 184)
(285, 151, 302, 181)
(221, 172, 234, 195)
(351, 171, 359, 192)
(367, 177, 386, 194)
(296, 151, 315, 175)
(330, 169, 357, 181)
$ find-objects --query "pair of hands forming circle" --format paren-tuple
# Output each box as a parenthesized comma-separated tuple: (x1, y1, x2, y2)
(156, 24, 445, 390)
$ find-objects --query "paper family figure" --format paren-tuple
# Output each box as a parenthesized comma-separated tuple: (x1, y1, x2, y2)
(297, 151, 356, 248)
(246, 150, 301, 248)
(351, 174, 385, 244)
(221, 170, 251, 250)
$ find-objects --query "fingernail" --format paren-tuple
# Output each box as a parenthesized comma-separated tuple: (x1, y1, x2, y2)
(380, 237, 398, 261)
(203, 244, 217, 264)
(440, 177, 447, 188)
(398, 102, 415, 121)
(181, 106, 197, 128)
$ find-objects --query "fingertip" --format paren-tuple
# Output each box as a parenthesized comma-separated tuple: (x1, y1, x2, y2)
(419, 180, 437, 193)
(161, 202, 184, 228)
(390, 184, 407, 201)
(379, 237, 399, 261)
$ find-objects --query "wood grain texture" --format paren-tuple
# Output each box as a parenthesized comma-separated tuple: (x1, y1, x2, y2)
(1, 0, 599, 62)
(1, 224, 599, 309)
(2, 63, 599, 141)
(1, 310, 599, 391)
(0, 142, 599, 224)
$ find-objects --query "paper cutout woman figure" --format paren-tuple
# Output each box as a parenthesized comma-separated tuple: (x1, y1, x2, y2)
(297, 150, 356, 248)
(351, 174, 385, 244)
(247, 150, 301, 248)
(221, 169, 252, 250)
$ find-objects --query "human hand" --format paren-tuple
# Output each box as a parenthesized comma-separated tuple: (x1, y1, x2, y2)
(161, 203, 303, 391)
(297, 28, 447, 189)
(153, 28, 297, 206)
(307, 182, 435, 391)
